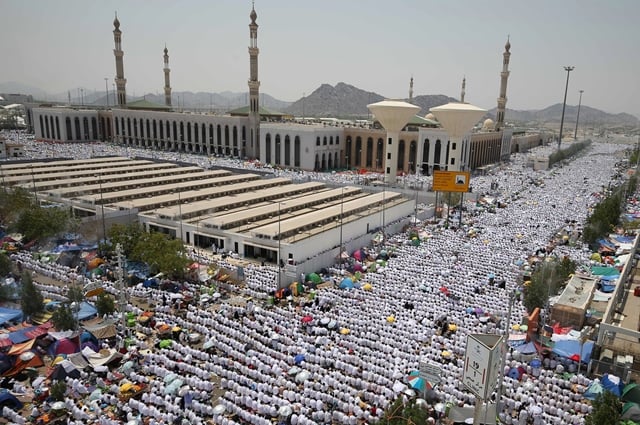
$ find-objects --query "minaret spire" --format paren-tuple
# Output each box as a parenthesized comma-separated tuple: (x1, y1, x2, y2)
(247, 2, 260, 159)
(495, 36, 511, 130)
(460, 76, 466, 103)
(163, 44, 172, 107)
(113, 12, 127, 106)
(409, 76, 414, 103)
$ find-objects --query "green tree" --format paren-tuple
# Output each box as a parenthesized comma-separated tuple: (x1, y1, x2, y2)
(20, 272, 43, 320)
(131, 231, 189, 278)
(105, 222, 145, 258)
(95, 292, 115, 316)
(0, 252, 11, 277)
(66, 285, 84, 304)
(51, 304, 76, 331)
(379, 397, 429, 425)
(49, 381, 67, 401)
(0, 187, 34, 227)
(585, 390, 621, 425)
(14, 205, 70, 242)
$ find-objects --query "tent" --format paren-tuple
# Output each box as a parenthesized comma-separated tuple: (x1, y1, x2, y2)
(583, 381, 604, 401)
(49, 359, 81, 381)
(623, 383, 640, 405)
(601, 374, 624, 397)
(339, 278, 354, 290)
(75, 302, 98, 321)
(551, 339, 594, 363)
(306, 273, 322, 284)
(622, 402, 640, 422)
(49, 338, 80, 356)
(0, 392, 23, 410)
(0, 307, 22, 326)
(2, 352, 44, 378)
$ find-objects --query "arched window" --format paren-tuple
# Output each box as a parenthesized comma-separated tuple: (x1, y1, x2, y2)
(187, 122, 192, 143)
(323, 136, 327, 146)
(91, 117, 98, 140)
(115, 117, 120, 135)
(194, 122, 199, 143)
(366, 137, 373, 167)
(316, 137, 320, 146)
(434, 139, 442, 166)
(55, 117, 60, 140)
(232, 126, 238, 156)
(74, 117, 81, 140)
(397, 140, 405, 171)
(275, 134, 281, 164)
(355, 136, 362, 166)
(153, 120, 157, 139)
(224, 125, 230, 155)
(179, 122, 184, 142)
(172, 121, 177, 140)
(284, 135, 291, 166)
(345, 136, 352, 168)
(146, 119, 151, 139)
(294, 136, 301, 167)
(409, 140, 417, 172)
(265, 133, 272, 164)
(330, 136, 334, 145)
(66, 117, 72, 140)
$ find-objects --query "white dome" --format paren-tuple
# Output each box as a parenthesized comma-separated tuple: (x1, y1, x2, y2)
(482, 118, 495, 130)
(425, 113, 436, 121)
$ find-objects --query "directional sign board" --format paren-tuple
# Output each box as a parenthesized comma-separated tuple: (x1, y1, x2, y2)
(462, 334, 503, 400)
(432, 170, 470, 193)
(418, 360, 442, 386)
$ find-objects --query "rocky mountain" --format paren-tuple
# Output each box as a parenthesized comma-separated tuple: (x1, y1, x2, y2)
(284, 82, 456, 118)
(490, 103, 639, 128)
(285, 82, 384, 118)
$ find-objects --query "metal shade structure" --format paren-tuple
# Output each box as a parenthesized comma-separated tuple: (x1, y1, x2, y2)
(430, 102, 487, 171)
(367, 100, 420, 184)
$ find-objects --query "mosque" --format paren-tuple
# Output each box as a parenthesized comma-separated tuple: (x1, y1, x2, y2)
(28, 5, 545, 176)
(17, 4, 548, 285)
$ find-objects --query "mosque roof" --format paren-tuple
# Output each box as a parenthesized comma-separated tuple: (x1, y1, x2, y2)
(227, 105, 287, 117)
(126, 99, 171, 111)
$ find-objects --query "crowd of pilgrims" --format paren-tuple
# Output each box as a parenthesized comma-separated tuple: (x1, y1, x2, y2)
(0, 131, 634, 424)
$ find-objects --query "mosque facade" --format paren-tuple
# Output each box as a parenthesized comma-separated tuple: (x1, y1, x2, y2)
(29, 5, 526, 175)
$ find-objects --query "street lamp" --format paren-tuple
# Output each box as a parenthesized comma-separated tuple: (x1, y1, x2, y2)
(557, 66, 575, 149)
(574, 90, 584, 140)
(277, 201, 286, 288)
(29, 165, 38, 204)
(177, 189, 184, 241)
(339, 188, 344, 260)
(96, 174, 106, 242)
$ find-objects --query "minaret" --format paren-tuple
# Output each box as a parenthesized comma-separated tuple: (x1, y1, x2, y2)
(247, 2, 260, 159)
(495, 37, 511, 130)
(409, 76, 414, 103)
(460, 76, 466, 103)
(113, 13, 127, 106)
(163, 45, 172, 107)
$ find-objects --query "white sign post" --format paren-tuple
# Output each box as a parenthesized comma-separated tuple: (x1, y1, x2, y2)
(418, 360, 442, 386)
(462, 334, 503, 400)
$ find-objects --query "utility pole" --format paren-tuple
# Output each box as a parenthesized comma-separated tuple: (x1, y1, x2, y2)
(574, 90, 583, 140)
(557, 66, 575, 149)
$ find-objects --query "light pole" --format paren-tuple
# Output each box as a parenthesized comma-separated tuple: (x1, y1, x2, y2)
(29, 165, 38, 204)
(339, 188, 344, 259)
(104, 78, 109, 108)
(277, 201, 285, 288)
(574, 90, 584, 140)
(177, 189, 184, 241)
(96, 174, 106, 242)
(557, 66, 575, 150)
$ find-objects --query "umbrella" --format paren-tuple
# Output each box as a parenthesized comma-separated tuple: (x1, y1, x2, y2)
(407, 375, 431, 392)
(362, 283, 372, 291)
(51, 401, 66, 411)
(327, 320, 337, 330)
(386, 315, 396, 323)
(158, 339, 172, 349)
(320, 318, 330, 327)
(89, 389, 102, 401)
(307, 273, 322, 284)
(294, 354, 305, 365)
(301, 315, 313, 324)
(340, 328, 350, 335)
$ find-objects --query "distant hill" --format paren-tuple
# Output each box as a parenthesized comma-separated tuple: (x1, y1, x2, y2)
(284, 82, 457, 118)
(490, 103, 640, 128)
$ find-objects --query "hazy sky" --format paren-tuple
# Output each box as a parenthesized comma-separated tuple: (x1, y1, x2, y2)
(3, 0, 639, 117)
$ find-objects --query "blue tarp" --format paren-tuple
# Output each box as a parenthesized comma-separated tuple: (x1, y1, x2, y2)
(339, 278, 354, 289)
(0, 307, 22, 326)
(601, 374, 625, 397)
(517, 341, 538, 355)
(75, 302, 98, 321)
(551, 339, 595, 363)
(600, 274, 620, 281)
